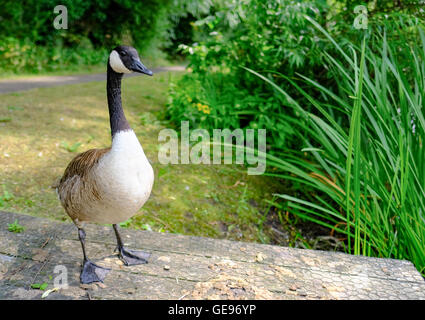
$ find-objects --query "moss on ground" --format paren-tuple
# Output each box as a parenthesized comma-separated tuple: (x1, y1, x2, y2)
(0, 71, 280, 242)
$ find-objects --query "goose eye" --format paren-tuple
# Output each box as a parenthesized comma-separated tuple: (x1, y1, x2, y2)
(120, 51, 126, 56)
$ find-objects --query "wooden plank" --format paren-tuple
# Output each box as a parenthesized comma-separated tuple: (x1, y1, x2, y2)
(0, 256, 195, 300)
(1, 211, 424, 300)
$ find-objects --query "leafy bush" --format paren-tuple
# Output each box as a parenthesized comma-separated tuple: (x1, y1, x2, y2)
(0, 36, 108, 73)
(0, 0, 172, 50)
(0, 0, 193, 74)
(167, 71, 296, 150)
(166, 0, 326, 149)
(166, 1, 425, 147)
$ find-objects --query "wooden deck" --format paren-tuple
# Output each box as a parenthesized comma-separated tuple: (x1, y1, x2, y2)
(0, 211, 424, 300)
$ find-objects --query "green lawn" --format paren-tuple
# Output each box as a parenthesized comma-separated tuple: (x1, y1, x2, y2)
(0, 70, 281, 242)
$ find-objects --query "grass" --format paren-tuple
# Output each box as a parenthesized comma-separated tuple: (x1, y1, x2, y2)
(7, 219, 25, 233)
(247, 20, 425, 275)
(0, 70, 283, 243)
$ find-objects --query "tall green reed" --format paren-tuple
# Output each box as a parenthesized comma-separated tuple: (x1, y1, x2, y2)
(246, 21, 425, 275)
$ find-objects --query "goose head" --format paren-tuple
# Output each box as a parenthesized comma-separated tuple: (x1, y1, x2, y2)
(109, 45, 153, 76)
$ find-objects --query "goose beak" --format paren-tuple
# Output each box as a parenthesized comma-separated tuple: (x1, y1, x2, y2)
(131, 59, 153, 76)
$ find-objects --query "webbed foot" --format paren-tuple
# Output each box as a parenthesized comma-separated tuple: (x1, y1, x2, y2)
(80, 259, 110, 284)
(117, 246, 151, 266)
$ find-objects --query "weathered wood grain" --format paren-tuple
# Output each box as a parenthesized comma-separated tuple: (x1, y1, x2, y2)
(0, 211, 424, 300)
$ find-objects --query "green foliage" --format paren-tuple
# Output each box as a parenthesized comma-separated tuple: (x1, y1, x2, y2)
(253, 19, 425, 275)
(187, 0, 326, 72)
(328, 0, 425, 23)
(167, 0, 325, 149)
(0, 0, 180, 73)
(31, 282, 48, 290)
(0, 36, 108, 73)
(7, 219, 25, 233)
(166, 0, 425, 150)
(0, 0, 172, 49)
(167, 72, 295, 149)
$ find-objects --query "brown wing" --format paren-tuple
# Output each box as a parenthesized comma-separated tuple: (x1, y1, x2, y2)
(57, 148, 110, 221)
(59, 148, 110, 185)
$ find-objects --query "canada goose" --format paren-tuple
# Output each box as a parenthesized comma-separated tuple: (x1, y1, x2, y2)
(57, 45, 154, 284)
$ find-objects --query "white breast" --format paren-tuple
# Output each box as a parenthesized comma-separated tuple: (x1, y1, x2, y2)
(88, 130, 154, 224)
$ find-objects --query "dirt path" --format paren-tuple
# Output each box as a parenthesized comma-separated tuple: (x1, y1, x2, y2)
(0, 66, 185, 94)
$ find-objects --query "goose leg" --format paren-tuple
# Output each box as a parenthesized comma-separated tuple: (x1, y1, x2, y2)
(78, 228, 110, 284)
(113, 224, 151, 266)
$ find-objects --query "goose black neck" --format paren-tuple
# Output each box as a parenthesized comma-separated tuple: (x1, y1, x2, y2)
(107, 61, 131, 137)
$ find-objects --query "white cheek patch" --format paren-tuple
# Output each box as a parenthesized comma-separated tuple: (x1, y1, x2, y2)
(109, 50, 132, 74)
